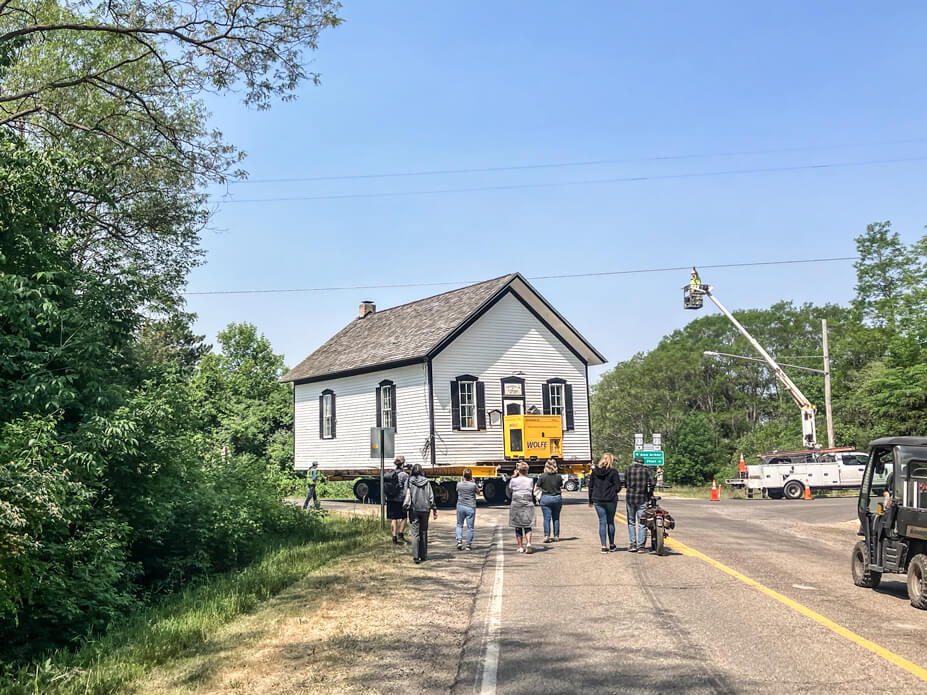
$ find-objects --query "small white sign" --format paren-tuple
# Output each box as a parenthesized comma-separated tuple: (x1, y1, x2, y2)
(503, 383, 523, 397)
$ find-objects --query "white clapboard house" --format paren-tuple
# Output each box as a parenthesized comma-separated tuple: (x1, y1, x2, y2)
(281, 273, 606, 471)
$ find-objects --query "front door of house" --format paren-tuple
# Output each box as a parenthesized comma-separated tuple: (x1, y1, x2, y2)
(500, 377, 526, 458)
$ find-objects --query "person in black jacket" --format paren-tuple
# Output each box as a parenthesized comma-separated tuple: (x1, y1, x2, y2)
(588, 453, 623, 553)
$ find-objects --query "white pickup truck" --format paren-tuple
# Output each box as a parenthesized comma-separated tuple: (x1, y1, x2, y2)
(726, 448, 869, 499)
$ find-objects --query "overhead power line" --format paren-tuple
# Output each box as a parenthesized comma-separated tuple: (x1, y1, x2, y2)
(183, 256, 857, 296)
(212, 155, 927, 204)
(220, 137, 927, 185)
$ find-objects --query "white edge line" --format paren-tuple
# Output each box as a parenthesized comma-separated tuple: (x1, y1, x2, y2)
(478, 524, 504, 695)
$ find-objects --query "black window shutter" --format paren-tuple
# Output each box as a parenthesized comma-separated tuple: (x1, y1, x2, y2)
(330, 393, 336, 438)
(564, 384, 574, 431)
(542, 383, 551, 415)
(476, 381, 486, 430)
(392, 386, 398, 432)
(450, 381, 460, 430)
(375, 386, 382, 427)
(319, 394, 324, 439)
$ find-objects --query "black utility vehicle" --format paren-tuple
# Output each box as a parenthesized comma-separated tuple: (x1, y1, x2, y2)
(852, 437, 927, 609)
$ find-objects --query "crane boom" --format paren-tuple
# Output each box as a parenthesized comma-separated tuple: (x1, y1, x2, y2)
(687, 283, 818, 449)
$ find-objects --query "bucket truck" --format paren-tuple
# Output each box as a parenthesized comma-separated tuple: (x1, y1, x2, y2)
(683, 277, 818, 449)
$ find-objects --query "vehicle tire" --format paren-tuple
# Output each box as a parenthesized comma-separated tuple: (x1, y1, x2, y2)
(783, 480, 804, 500)
(482, 478, 507, 505)
(353, 478, 375, 502)
(851, 540, 881, 588)
(431, 481, 449, 507)
(440, 480, 458, 508)
(654, 523, 665, 556)
(907, 554, 927, 610)
(564, 478, 579, 493)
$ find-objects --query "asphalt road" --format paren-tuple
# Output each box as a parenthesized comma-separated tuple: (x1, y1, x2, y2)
(320, 494, 927, 694)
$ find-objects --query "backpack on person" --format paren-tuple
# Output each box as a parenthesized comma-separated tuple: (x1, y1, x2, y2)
(383, 470, 401, 499)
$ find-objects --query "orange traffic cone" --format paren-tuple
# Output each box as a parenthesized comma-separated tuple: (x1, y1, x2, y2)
(803, 477, 813, 500)
(710, 479, 720, 502)
(738, 453, 747, 479)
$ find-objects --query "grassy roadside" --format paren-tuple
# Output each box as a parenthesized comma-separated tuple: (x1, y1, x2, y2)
(0, 515, 379, 695)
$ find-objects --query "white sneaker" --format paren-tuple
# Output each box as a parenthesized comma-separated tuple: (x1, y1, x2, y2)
(517, 547, 525, 553)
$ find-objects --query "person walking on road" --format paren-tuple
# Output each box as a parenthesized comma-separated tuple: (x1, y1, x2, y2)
(384, 456, 409, 544)
(507, 462, 537, 553)
(456, 468, 478, 550)
(588, 453, 623, 553)
(537, 459, 564, 543)
(303, 462, 320, 510)
(625, 456, 655, 553)
(403, 464, 437, 564)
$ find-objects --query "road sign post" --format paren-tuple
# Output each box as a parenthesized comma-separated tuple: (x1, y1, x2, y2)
(371, 427, 395, 530)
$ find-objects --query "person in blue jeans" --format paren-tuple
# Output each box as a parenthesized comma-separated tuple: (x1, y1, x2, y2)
(455, 468, 478, 550)
(587, 453, 623, 553)
(303, 462, 320, 510)
(625, 456, 655, 552)
(537, 459, 564, 542)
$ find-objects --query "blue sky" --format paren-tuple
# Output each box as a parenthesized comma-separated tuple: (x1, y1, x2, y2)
(188, 1, 927, 381)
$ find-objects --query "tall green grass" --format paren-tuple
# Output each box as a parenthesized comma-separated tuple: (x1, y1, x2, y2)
(0, 515, 379, 695)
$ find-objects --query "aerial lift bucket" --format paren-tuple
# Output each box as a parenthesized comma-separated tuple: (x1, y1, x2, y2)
(683, 285, 704, 310)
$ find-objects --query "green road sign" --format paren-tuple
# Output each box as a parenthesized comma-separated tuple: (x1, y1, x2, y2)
(633, 450, 665, 466)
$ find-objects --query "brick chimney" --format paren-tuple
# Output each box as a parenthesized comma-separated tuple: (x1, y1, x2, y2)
(358, 300, 376, 318)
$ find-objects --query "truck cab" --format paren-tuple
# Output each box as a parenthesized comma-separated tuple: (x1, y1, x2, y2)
(852, 436, 927, 609)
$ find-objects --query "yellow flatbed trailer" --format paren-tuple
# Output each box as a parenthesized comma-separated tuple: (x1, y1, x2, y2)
(323, 460, 591, 506)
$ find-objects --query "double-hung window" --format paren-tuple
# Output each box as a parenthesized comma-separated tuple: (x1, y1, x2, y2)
(459, 380, 476, 430)
(543, 378, 574, 431)
(451, 375, 485, 431)
(548, 382, 564, 421)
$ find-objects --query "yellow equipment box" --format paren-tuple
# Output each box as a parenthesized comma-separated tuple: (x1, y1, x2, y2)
(504, 415, 563, 459)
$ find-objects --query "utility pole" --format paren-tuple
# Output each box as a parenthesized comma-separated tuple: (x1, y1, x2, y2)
(822, 319, 835, 449)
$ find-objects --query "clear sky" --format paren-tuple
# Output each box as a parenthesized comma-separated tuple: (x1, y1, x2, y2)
(187, 1, 927, 381)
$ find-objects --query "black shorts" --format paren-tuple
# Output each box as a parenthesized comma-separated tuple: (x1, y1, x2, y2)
(386, 500, 405, 520)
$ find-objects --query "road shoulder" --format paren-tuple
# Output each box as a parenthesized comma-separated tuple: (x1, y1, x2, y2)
(138, 526, 489, 695)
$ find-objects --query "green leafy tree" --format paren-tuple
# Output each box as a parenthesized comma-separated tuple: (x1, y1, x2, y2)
(1, 1, 342, 309)
(853, 221, 910, 332)
(666, 412, 721, 485)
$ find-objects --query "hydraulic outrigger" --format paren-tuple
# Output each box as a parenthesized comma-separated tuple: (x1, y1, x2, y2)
(683, 270, 818, 449)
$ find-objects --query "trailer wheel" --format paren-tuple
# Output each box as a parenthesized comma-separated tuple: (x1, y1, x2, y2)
(353, 478, 381, 503)
(564, 478, 579, 493)
(431, 481, 449, 507)
(783, 480, 804, 500)
(851, 541, 881, 588)
(440, 480, 458, 508)
(353, 478, 373, 502)
(907, 554, 927, 609)
(482, 478, 507, 505)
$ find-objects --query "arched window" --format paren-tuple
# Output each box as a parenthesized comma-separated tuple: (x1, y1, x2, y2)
(376, 380, 396, 430)
(319, 389, 336, 439)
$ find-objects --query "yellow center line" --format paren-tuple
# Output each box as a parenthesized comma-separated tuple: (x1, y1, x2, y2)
(616, 512, 927, 682)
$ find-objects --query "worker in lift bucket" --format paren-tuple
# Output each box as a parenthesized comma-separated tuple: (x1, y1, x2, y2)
(690, 267, 701, 287)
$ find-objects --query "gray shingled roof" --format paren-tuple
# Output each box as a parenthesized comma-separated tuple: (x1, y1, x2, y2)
(281, 275, 515, 383)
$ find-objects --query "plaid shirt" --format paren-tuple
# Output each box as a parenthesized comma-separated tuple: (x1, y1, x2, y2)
(624, 463, 654, 506)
